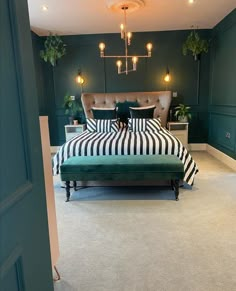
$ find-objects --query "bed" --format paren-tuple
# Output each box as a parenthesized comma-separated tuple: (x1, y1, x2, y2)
(52, 91, 198, 186)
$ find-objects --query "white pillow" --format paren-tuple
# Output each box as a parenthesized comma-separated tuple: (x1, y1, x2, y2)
(87, 119, 119, 133)
(128, 118, 161, 132)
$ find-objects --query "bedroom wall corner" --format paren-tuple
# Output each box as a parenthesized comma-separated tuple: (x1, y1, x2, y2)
(208, 8, 236, 160)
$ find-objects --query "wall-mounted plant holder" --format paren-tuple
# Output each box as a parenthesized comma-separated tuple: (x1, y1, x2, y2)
(182, 28, 209, 61)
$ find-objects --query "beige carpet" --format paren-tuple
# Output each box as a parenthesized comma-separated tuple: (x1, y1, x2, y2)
(53, 152, 236, 291)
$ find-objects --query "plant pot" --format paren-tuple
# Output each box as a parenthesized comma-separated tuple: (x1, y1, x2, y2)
(194, 54, 201, 61)
(178, 116, 188, 122)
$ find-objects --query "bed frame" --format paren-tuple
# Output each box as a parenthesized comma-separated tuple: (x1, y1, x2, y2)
(81, 91, 172, 127)
(72, 91, 172, 187)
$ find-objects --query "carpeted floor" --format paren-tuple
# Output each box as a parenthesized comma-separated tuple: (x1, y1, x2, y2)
(53, 152, 236, 291)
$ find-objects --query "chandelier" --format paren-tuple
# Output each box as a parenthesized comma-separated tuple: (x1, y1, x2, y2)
(99, 2, 152, 75)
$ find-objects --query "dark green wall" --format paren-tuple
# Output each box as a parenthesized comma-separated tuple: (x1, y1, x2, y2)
(31, 32, 58, 145)
(208, 9, 236, 159)
(32, 29, 211, 145)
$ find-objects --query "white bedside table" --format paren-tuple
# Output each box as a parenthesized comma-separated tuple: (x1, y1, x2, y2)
(167, 122, 189, 148)
(64, 124, 85, 141)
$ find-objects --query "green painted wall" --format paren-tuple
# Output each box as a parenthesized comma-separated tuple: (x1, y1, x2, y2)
(31, 32, 58, 145)
(32, 29, 211, 145)
(208, 9, 236, 159)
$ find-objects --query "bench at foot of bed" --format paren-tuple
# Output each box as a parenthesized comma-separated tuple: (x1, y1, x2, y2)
(60, 155, 184, 202)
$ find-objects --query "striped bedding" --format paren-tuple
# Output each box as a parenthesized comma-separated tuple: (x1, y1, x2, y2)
(52, 127, 198, 185)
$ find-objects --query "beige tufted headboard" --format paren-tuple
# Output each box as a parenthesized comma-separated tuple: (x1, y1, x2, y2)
(81, 91, 172, 127)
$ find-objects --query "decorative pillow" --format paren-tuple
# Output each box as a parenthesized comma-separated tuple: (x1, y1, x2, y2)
(92, 107, 117, 119)
(116, 101, 139, 124)
(128, 118, 161, 132)
(86, 118, 119, 133)
(129, 105, 156, 119)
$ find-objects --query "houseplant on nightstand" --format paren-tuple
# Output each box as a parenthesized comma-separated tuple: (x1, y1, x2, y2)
(63, 94, 82, 125)
(174, 104, 191, 122)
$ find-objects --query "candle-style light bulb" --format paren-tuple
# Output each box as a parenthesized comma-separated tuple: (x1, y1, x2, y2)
(99, 42, 105, 57)
(127, 32, 132, 45)
(146, 43, 152, 57)
(132, 56, 138, 70)
(116, 60, 122, 74)
(120, 24, 125, 39)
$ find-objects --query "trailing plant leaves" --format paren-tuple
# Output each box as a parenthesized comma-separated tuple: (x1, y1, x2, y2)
(40, 33, 66, 66)
(182, 30, 209, 59)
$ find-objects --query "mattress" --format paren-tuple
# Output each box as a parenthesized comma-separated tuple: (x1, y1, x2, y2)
(52, 127, 198, 186)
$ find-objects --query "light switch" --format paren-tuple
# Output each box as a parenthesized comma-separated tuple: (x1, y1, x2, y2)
(173, 92, 178, 98)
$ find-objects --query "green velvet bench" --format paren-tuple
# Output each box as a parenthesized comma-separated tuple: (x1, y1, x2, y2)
(60, 155, 184, 202)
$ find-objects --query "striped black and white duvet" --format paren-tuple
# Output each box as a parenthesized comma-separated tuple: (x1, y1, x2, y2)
(52, 127, 198, 185)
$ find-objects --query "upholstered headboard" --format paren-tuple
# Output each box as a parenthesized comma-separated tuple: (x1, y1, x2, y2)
(81, 91, 172, 127)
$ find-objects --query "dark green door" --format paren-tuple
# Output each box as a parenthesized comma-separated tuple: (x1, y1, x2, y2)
(0, 0, 53, 290)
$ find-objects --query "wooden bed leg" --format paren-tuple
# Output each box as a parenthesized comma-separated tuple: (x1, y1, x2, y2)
(171, 180, 174, 190)
(73, 180, 77, 191)
(53, 265, 61, 281)
(65, 181, 71, 202)
(172, 179, 180, 201)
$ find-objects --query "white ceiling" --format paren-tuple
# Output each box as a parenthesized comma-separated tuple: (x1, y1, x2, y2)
(28, 0, 236, 36)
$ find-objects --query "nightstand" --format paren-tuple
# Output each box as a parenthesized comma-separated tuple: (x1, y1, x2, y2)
(64, 124, 85, 141)
(167, 122, 189, 148)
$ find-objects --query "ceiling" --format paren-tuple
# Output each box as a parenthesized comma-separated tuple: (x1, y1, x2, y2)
(28, 0, 236, 36)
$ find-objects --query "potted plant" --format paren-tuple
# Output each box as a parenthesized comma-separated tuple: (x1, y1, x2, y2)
(63, 95, 84, 125)
(174, 104, 191, 122)
(182, 29, 209, 61)
(40, 33, 66, 66)
(63, 95, 79, 124)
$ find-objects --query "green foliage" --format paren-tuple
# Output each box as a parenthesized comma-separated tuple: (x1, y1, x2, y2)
(174, 104, 191, 121)
(182, 30, 209, 59)
(63, 95, 84, 123)
(40, 33, 66, 66)
(63, 95, 78, 117)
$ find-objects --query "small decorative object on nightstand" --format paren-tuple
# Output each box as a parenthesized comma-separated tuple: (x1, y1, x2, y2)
(167, 122, 189, 148)
(65, 124, 85, 141)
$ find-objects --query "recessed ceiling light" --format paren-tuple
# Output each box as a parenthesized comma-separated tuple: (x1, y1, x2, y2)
(188, 0, 195, 4)
(41, 5, 48, 12)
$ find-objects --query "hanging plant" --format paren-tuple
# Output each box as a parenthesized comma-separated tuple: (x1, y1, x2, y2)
(182, 29, 209, 61)
(40, 33, 66, 66)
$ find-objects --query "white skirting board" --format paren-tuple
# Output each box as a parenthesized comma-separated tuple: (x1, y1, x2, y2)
(188, 143, 207, 151)
(207, 144, 236, 172)
(51, 143, 236, 172)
